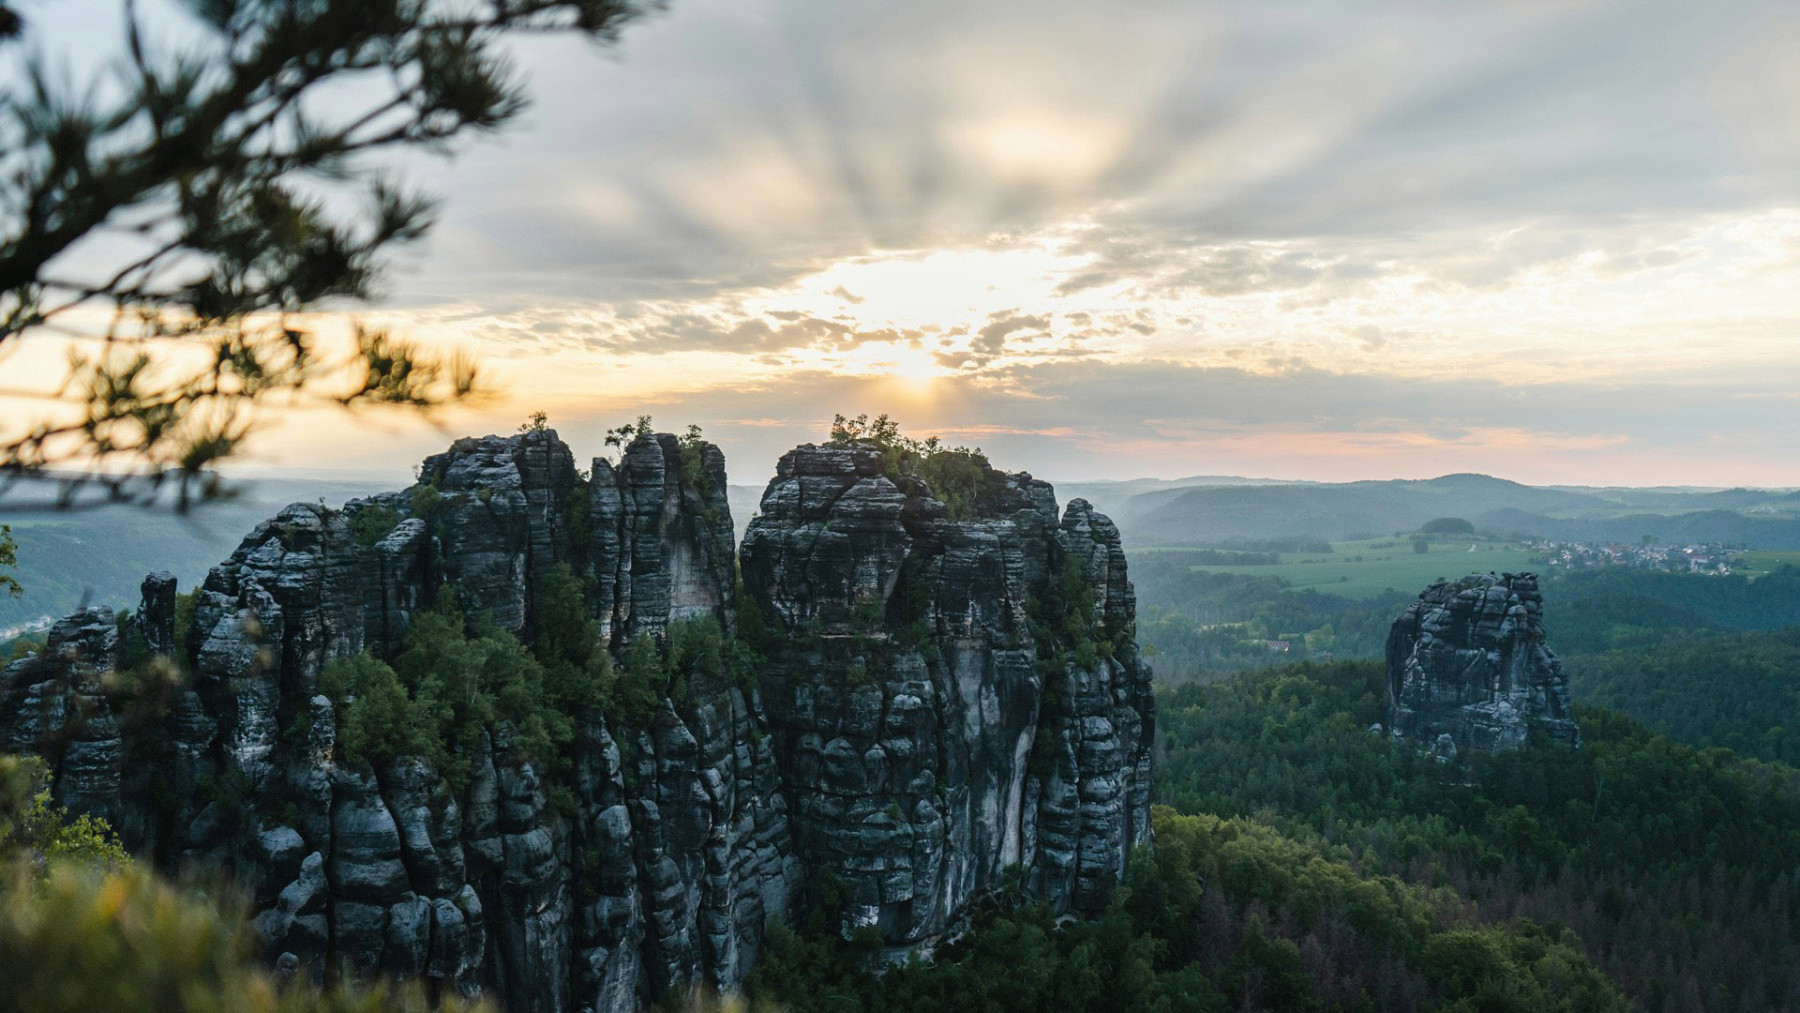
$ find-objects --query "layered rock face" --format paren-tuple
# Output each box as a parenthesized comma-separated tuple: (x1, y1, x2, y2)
(1386, 572, 1579, 753)
(740, 443, 1155, 944)
(0, 430, 1154, 1008)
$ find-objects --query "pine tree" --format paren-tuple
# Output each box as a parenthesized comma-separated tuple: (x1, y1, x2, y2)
(0, 0, 653, 508)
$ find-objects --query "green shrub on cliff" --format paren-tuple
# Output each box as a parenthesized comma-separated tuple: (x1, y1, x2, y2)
(828, 413, 995, 520)
(321, 652, 437, 772)
(0, 754, 130, 872)
(322, 565, 745, 784)
(533, 562, 611, 714)
(610, 617, 724, 727)
(667, 616, 724, 686)
(322, 588, 581, 784)
(678, 424, 715, 500)
(613, 633, 667, 727)
(348, 504, 402, 547)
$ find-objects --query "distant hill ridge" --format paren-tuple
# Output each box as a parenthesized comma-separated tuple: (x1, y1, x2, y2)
(0, 476, 396, 629)
(1117, 473, 1800, 547)
(12, 472, 1798, 631)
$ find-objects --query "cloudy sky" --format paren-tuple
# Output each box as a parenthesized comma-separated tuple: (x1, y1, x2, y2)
(16, 0, 1800, 488)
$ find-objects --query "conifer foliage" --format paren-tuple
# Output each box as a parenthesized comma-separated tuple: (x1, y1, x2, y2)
(0, 0, 653, 506)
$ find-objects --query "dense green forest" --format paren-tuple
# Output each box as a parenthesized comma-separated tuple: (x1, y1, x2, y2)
(1567, 627, 1800, 765)
(1133, 558, 1407, 679)
(747, 803, 1624, 1013)
(1156, 662, 1800, 1013)
(1547, 567, 1800, 644)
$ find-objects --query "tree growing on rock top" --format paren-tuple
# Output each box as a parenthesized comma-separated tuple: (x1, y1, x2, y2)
(827, 413, 996, 520)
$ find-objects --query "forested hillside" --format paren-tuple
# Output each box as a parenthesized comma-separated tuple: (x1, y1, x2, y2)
(1136, 553, 1800, 769)
(747, 804, 1624, 1013)
(1157, 662, 1800, 1013)
(1548, 567, 1800, 641)
(1567, 628, 1800, 765)
(1126, 474, 1611, 543)
(1118, 475, 1800, 549)
(745, 651, 1800, 1012)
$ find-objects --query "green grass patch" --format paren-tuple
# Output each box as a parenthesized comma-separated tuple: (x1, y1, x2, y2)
(1738, 549, 1800, 578)
(1172, 536, 1539, 599)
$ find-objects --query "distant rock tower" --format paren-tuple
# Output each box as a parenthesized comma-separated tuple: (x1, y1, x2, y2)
(1386, 572, 1579, 752)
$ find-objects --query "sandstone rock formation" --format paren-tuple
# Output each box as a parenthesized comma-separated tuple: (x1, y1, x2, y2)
(0, 428, 1154, 1011)
(1386, 572, 1579, 753)
(740, 442, 1155, 944)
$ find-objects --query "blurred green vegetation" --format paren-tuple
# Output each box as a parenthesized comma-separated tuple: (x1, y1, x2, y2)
(0, 752, 490, 1012)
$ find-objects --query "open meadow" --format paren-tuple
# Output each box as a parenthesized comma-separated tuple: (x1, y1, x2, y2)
(1136, 536, 1541, 599)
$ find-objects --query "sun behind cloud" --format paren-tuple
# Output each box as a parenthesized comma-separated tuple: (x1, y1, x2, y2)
(875, 342, 946, 388)
(777, 246, 1086, 326)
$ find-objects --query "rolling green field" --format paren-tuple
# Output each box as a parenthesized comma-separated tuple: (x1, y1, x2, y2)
(1140, 536, 1541, 599)
(1740, 550, 1800, 578)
